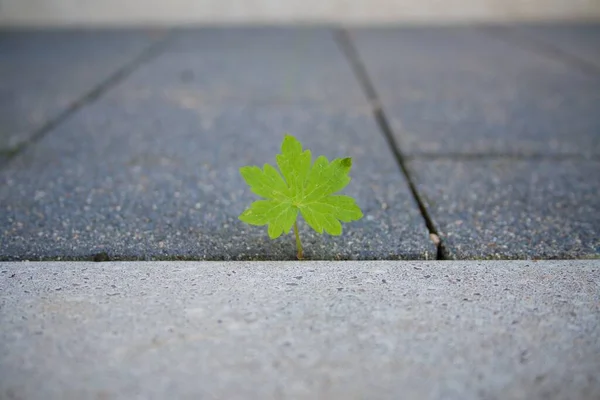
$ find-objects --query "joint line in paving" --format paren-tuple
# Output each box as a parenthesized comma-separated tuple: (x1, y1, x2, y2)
(333, 28, 447, 260)
(478, 26, 600, 78)
(0, 30, 175, 169)
(403, 152, 600, 162)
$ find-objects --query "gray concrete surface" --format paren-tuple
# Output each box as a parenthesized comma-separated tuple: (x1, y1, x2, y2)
(0, 29, 435, 261)
(1, 260, 599, 400)
(348, 26, 600, 259)
(409, 159, 600, 259)
(351, 27, 600, 157)
(513, 24, 600, 71)
(1, 26, 599, 261)
(0, 29, 164, 153)
(128, 28, 367, 106)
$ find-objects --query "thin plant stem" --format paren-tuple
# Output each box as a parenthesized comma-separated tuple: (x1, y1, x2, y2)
(294, 220, 303, 260)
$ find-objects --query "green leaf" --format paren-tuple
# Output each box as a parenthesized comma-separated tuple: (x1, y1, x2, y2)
(239, 134, 363, 239)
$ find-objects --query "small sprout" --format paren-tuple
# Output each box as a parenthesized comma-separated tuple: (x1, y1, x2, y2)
(239, 134, 363, 259)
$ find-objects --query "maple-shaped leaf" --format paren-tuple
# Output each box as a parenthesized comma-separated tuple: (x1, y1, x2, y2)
(239, 135, 363, 243)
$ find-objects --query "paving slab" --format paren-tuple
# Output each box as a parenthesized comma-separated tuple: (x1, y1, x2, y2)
(0, 29, 434, 261)
(510, 23, 600, 71)
(350, 27, 600, 157)
(408, 159, 600, 259)
(124, 28, 367, 106)
(0, 29, 165, 153)
(1, 260, 599, 400)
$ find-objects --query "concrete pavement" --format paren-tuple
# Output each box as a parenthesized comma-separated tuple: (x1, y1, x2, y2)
(1, 25, 599, 260)
(1, 24, 600, 400)
(1, 260, 599, 399)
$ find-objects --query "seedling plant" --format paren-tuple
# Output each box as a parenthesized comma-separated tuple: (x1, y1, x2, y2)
(239, 135, 363, 259)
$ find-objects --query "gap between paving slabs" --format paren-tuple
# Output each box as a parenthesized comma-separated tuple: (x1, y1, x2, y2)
(0, 28, 436, 261)
(334, 29, 446, 260)
(0, 30, 174, 169)
(16, 26, 595, 262)
(479, 26, 600, 79)
(346, 25, 600, 260)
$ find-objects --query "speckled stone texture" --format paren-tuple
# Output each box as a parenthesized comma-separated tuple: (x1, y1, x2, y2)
(0, 29, 164, 152)
(512, 23, 600, 70)
(408, 159, 600, 259)
(0, 29, 435, 261)
(350, 25, 600, 259)
(1, 260, 599, 400)
(350, 27, 600, 157)
(126, 28, 368, 106)
(2, 26, 599, 261)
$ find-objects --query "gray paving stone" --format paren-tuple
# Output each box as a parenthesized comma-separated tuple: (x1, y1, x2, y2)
(0, 92, 434, 260)
(0, 29, 164, 152)
(513, 23, 600, 70)
(408, 159, 600, 259)
(1, 260, 599, 400)
(124, 28, 366, 106)
(0, 28, 433, 260)
(351, 27, 600, 156)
